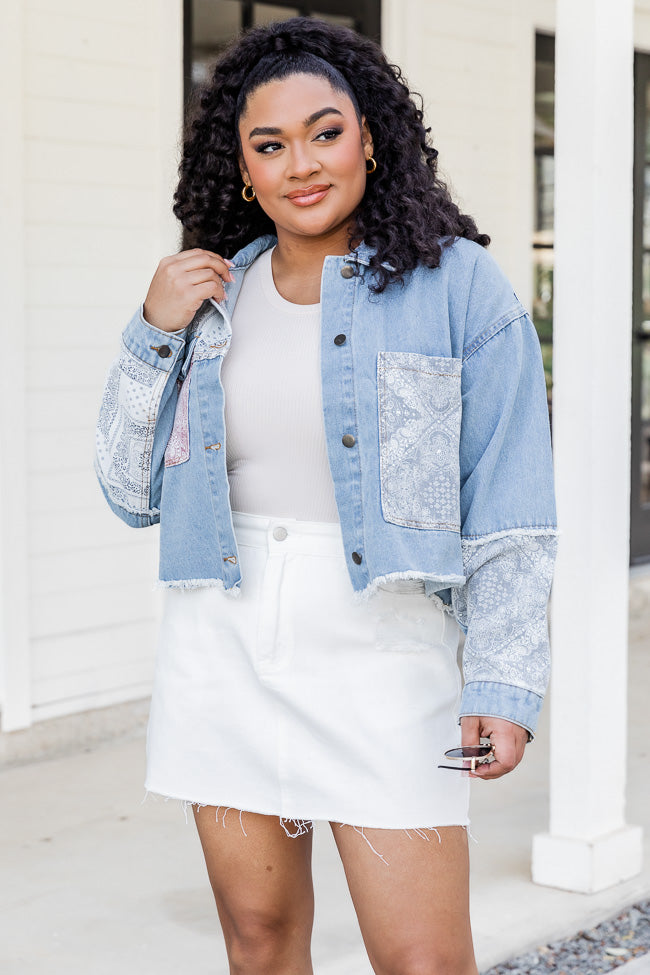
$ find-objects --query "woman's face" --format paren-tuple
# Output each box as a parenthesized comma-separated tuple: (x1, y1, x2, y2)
(237, 73, 373, 244)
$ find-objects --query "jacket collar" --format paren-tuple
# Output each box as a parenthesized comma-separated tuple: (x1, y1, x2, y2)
(226, 233, 388, 270)
(204, 234, 395, 327)
(224, 232, 458, 275)
(227, 233, 277, 269)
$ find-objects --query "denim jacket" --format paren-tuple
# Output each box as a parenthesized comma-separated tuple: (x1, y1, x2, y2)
(95, 233, 558, 735)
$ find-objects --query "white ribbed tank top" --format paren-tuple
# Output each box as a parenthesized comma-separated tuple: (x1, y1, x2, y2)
(220, 246, 340, 523)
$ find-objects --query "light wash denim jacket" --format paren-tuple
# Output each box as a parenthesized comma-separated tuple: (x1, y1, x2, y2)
(95, 233, 558, 736)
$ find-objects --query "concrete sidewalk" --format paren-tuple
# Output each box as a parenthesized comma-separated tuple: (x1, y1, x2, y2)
(1, 571, 649, 974)
(617, 958, 650, 975)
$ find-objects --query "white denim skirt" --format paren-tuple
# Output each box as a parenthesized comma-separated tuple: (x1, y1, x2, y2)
(145, 510, 470, 841)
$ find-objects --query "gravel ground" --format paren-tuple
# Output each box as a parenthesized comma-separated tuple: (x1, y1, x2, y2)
(482, 900, 650, 974)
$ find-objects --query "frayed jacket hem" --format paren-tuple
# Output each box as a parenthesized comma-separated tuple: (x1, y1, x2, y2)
(154, 577, 242, 596)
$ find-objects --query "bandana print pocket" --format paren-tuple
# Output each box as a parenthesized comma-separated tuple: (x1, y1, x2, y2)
(377, 351, 462, 530)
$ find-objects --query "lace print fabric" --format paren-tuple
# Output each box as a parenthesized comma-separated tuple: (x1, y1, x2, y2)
(451, 530, 559, 694)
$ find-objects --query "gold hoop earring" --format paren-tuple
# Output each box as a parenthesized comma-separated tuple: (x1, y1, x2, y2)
(242, 183, 256, 202)
(366, 156, 377, 174)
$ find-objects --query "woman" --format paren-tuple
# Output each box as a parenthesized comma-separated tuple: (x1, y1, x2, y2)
(95, 16, 557, 975)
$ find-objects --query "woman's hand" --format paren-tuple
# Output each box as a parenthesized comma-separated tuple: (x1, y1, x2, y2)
(460, 715, 529, 779)
(143, 248, 236, 333)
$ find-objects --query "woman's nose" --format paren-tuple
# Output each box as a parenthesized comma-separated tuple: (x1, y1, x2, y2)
(287, 144, 320, 180)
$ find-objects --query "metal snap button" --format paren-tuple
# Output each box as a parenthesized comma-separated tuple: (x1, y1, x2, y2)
(351, 551, 363, 565)
(342, 434, 356, 447)
(334, 334, 347, 345)
(340, 264, 355, 279)
(273, 526, 288, 541)
(155, 345, 172, 358)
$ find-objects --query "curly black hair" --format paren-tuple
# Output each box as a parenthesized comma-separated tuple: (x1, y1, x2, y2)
(173, 16, 490, 293)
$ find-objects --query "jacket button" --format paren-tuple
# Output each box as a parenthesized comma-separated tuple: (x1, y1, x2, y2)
(156, 345, 172, 358)
(334, 334, 346, 345)
(273, 526, 288, 541)
(342, 434, 356, 447)
(340, 264, 355, 279)
(351, 551, 363, 565)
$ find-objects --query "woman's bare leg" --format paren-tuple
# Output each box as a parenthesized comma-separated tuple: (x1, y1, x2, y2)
(193, 806, 315, 975)
(330, 822, 478, 975)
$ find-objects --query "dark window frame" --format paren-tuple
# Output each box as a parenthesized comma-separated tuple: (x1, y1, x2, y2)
(533, 31, 555, 411)
(631, 51, 650, 563)
(183, 0, 381, 107)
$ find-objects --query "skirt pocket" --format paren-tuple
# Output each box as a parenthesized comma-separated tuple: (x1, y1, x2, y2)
(373, 586, 448, 656)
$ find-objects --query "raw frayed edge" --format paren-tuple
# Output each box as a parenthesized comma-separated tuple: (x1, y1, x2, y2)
(460, 527, 560, 547)
(352, 571, 463, 607)
(335, 822, 475, 866)
(153, 577, 241, 596)
(141, 793, 475, 861)
(279, 817, 314, 838)
(141, 791, 311, 837)
(423, 591, 455, 616)
(141, 790, 212, 827)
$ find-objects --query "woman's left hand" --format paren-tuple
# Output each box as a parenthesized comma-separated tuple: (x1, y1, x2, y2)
(460, 715, 529, 779)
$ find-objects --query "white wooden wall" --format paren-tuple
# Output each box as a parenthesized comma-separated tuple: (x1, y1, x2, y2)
(636, 1, 650, 48)
(0, 0, 183, 730)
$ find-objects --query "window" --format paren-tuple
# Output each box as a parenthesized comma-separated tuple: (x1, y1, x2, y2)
(185, 0, 380, 103)
(533, 32, 555, 408)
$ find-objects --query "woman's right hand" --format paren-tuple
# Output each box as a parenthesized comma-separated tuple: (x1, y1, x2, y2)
(143, 248, 236, 333)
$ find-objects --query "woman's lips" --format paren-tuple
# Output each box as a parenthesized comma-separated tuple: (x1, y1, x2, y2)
(286, 185, 330, 207)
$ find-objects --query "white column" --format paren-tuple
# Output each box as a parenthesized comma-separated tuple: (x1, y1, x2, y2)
(532, 0, 642, 892)
(0, 0, 31, 731)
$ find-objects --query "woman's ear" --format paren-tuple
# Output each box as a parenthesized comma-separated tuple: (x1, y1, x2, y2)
(360, 116, 374, 159)
(238, 155, 250, 185)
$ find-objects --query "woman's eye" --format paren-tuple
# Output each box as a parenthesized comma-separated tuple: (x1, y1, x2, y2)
(254, 127, 342, 154)
(315, 127, 343, 141)
(256, 141, 283, 154)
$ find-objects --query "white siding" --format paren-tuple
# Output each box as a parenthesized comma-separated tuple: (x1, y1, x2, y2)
(0, 0, 30, 730)
(636, 1, 650, 49)
(1, 0, 183, 728)
(382, 0, 538, 303)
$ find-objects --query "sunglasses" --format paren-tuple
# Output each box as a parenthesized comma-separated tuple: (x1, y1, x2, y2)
(438, 742, 494, 772)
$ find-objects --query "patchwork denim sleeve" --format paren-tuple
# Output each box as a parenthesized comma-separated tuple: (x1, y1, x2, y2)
(451, 309, 558, 738)
(94, 306, 187, 527)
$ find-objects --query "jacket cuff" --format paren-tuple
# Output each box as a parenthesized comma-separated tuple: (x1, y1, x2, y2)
(94, 460, 160, 528)
(458, 680, 543, 740)
(121, 305, 187, 372)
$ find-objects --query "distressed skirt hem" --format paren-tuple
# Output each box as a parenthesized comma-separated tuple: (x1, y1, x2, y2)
(142, 786, 471, 833)
(142, 788, 472, 863)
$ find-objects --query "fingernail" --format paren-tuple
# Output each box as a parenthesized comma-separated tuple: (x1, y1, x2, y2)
(225, 259, 235, 267)
(229, 272, 235, 282)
